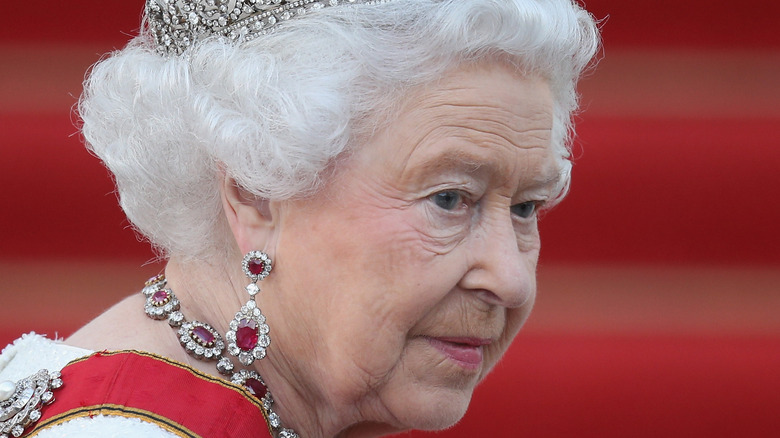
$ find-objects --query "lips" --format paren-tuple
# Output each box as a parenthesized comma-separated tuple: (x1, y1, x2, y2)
(426, 337, 492, 370)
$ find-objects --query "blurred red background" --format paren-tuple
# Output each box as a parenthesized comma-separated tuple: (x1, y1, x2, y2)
(1, 1, 779, 436)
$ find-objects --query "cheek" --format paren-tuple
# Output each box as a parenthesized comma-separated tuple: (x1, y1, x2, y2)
(304, 200, 463, 336)
(316, 215, 467, 399)
(348, 210, 461, 324)
(276, 185, 473, 399)
(353, 215, 467, 333)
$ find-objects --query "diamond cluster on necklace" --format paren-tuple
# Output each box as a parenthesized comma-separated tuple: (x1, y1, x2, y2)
(142, 275, 299, 438)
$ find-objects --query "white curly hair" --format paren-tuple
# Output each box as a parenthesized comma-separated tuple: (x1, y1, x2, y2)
(79, 0, 600, 259)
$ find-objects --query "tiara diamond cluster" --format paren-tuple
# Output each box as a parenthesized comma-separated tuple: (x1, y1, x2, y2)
(147, 0, 389, 55)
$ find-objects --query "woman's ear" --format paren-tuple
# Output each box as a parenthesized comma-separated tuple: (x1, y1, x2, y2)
(221, 174, 276, 255)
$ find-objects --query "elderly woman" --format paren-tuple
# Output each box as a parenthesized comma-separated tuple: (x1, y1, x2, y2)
(0, 0, 598, 437)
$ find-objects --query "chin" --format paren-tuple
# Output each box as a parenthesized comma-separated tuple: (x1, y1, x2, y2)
(387, 385, 474, 431)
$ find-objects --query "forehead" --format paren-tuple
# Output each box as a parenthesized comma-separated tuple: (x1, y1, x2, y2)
(366, 64, 559, 189)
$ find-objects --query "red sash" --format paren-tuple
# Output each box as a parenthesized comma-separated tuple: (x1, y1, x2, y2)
(29, 351, 273, 438)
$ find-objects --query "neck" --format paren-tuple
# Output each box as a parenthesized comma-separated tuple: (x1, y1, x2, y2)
(245, 328, 403, 438)
(163, 258, 244, 338)
(258, 375, 401, 438)
(164, 258, 404, 438)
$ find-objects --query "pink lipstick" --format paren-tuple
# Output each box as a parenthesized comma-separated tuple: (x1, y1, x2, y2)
(427, 337, 490, 370)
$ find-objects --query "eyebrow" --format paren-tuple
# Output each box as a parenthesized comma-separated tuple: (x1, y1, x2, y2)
(531, 170, 564, 189)
(411, 149, 563, 191)
(415, 150, 486, 176)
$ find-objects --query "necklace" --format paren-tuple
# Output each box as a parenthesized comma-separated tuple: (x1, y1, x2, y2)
(142, 275, 300, 438)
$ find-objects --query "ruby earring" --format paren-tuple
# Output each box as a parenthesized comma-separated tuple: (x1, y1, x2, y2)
(226, 251, 273, 366)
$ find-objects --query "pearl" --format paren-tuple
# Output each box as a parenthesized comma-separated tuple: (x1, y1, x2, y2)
(0, 380, 16, 401)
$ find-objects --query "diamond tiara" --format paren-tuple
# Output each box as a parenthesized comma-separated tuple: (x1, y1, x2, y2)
(147, 0, 389, 55)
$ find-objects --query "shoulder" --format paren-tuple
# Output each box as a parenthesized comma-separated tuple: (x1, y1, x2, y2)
(1, 334, 177, 438)
(0, 333, 91, 381)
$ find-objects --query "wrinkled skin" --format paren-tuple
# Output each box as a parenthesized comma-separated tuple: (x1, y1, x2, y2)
(234, 62, 563, 437)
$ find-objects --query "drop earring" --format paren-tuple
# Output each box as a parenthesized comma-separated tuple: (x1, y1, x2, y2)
(226, 250, 272, 366)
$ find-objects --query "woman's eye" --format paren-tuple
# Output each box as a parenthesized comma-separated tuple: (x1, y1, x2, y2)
(431, 191, 463, 211)
(511, 201, 537, 219)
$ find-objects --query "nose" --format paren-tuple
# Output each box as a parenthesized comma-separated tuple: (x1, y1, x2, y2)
(458, 212, 538, 308)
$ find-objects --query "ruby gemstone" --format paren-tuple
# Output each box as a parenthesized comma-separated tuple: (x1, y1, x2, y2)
(248, 259, 265, 276)
(192, 326, 215, 346)
(244, 378, 267, 399)
(151, 290, 169, 305)
(236, 319, 259, 350)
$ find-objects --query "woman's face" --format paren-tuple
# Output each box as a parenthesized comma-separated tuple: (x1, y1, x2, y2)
(266, 63, 560, 432)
